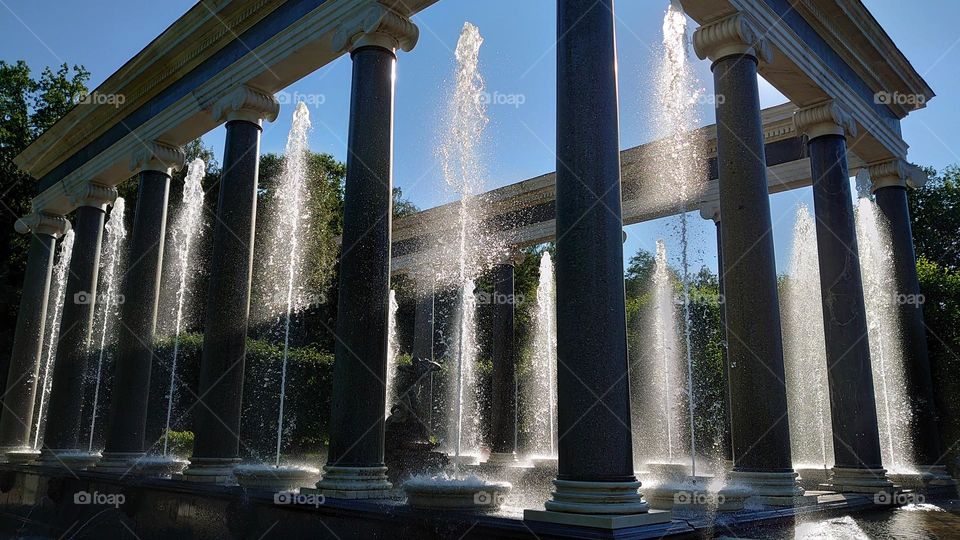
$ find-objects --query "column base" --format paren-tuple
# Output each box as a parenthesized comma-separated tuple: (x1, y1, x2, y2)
(94, 452, 144, 475)
(920, 465, 958, 487)
(180, 457, 241, 485)
(541, 479, 652, 515)
(38, 449, 102, 470)
(0, 446, 39, 464)
(823, 467, 894, 494)
(305, 465, 398, 500)
(728, 470, 817, 507)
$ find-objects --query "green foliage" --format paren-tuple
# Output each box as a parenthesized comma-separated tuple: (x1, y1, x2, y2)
(393, 187, 420, 218)
(0, 61, 89, 384)
(909, 165, 960, 272)
(164, 430, 195, 459)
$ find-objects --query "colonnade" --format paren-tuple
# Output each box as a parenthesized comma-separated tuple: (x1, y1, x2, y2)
(0, 0, 951, 525)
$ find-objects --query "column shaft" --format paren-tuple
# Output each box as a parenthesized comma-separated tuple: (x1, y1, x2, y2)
(554, 0, 634, 483)
(0, 233, 58, 455)
(43, 205, 106, 452)
(809, 135, 883, 469)
(490, 263, 517, 458)
(326, 45, 395, 468)
(191, 120, 263, 463)
(874, 185, 942, 467)
(103, 170, 170, 456)
(715, 220, 734, 464)
(713, 54, 793, 472)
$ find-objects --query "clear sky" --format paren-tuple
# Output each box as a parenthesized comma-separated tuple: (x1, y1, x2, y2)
(2, 0, 958, 275)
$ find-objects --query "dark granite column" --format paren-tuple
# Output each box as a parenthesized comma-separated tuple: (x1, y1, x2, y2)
(98, 143, 184, 473)
(870, 159, 954, 485)
(527, 0, 658, 525)
(693, 13, 803, 502)
(701, 202, 733, 466)
(411, 272, 436, 429)
(312, 8, 418, 499)
(795, 102, 891, 492)
(0, 213, 69, 463)
(40, 184, 116, 467)
(181, 87, 278, 484)
(488, 259, 518, 464)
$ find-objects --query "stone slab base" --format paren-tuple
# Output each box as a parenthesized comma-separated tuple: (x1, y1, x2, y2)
(301, 487, 402, 500)
(748, 494, 820, 507)
(38, 449, 101, 470)
(644, 479, 750, 512)
(796, 468, 832, 490)
(524, 509, 672, 530)
(94, 452, 144, 475)
(180, 457, 241, 485)
(822, 467, 895, 494)
(0, 447, 39, 465)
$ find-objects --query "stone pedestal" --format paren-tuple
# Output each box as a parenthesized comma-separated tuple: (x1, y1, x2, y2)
(693, 13, 800, 503)
(184, 87, 278, 483)
(0, 213, 69, 463)
(43, 184, 115, 459)
(315, 5, 417, 500)
(823, 467, 894, 494)
(99, 143, 183, 473)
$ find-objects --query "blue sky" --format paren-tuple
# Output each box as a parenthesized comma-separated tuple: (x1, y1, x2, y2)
(2, 0, 958, 275)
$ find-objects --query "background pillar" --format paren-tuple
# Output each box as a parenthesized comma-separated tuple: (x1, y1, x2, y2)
(0, 213, 69, 463)
(693, 13, 803, 503)
(41, 184, 116, 466)
(98, 143, 183, 473)
(795, 102, 891, 493)
(488, 256, 519, 464)
(182, 87, 278, 483)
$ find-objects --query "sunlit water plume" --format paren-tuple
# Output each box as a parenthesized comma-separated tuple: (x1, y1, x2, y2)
(525, 252, 557, 457)
(32, 229, 75, 448)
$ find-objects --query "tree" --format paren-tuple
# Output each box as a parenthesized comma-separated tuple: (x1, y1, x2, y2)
(909, 165, 960, 272)
(0, 61, 89, 377)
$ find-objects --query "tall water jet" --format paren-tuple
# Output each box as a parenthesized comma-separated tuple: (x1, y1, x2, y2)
(86, 197, 127, 452)
(526, 252, 557, 458)
(31, 230, 75, 448)
(435, 22, 502, 463)
(386, 289, 399, 417)
(782, 204, 833, 480)
(856, 196, 914, 473)
(234, 101, 319, 490)
(161, 159, 206, 458)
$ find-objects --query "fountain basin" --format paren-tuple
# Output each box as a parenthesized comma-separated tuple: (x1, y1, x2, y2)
(446, 454, 481, 466)
(796, 467, 832, 491)
(643, 462, 691, 481)
(134, 455, 190, 477)
(644, 476, 750, 512)
(403, 474, 511, 512)
(39, 450, 102, 470)
(234, 464, 320, 492)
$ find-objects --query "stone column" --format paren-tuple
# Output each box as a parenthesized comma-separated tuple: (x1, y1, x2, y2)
(181, 86, 278, 483)
(487, 253, 522, 465)
(526, 1, 665, 529)
(0, 213, 70, 463)
(410, 270, 436, 429)
(97, 142, 184, 473)
(795, 102, 892, 492)
(700, 202, 733, 466)
(693, 14, 804, 504)
(310, 5, 418, 499)
(40, 183, 117, 467)
(869, 159, 955, 486)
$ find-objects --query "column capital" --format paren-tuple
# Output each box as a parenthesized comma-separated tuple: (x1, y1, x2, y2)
(699, 200, 721, 223)
(794, 101, 857, 140)
(868, 159, 909, 191)
(68, 182, 118, 210)
(332, 4, 419, 54)
(212, 85, 280, 125)
(130, 141, 186, 176)
(693, 13, 773, 64)
(15, 212, 70, 237)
